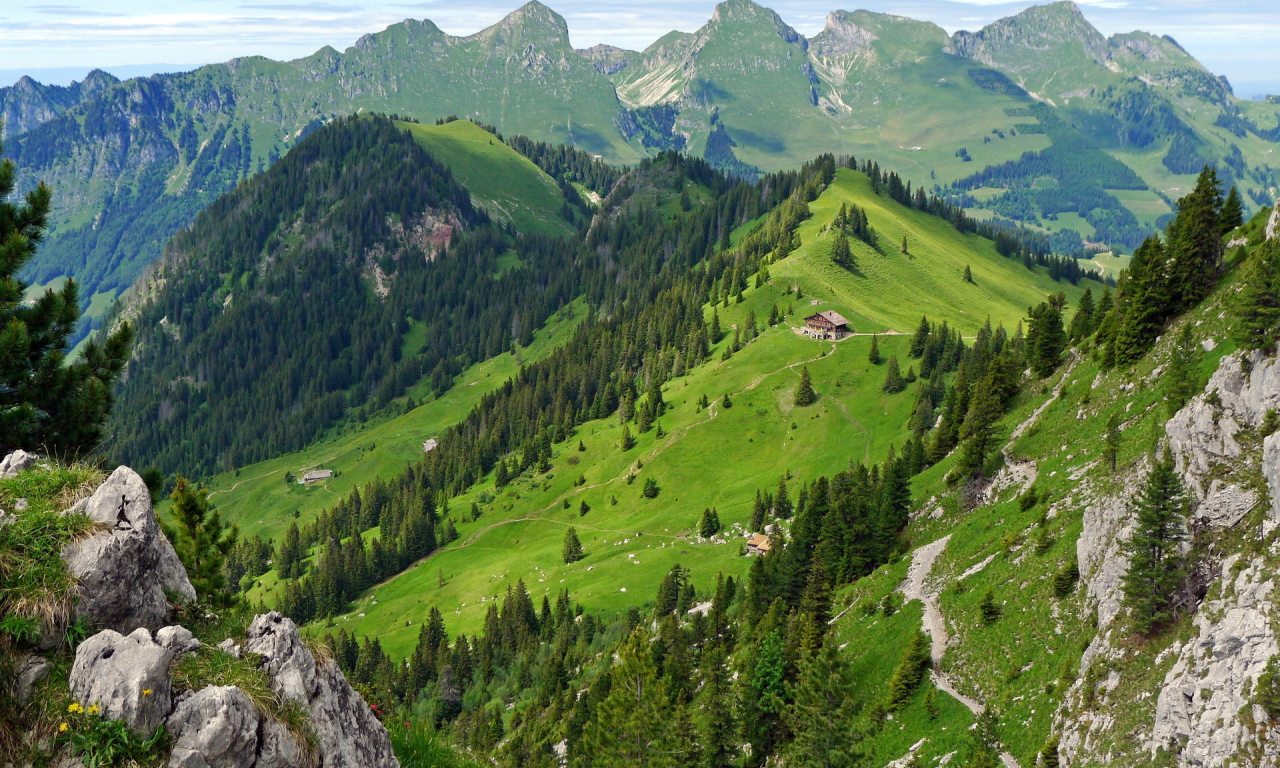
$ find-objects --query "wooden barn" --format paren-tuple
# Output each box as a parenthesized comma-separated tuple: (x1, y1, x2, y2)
(803, 310, 850, 339)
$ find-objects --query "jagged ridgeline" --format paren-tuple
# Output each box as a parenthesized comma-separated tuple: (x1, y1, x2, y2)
(107, 116, 589, 475)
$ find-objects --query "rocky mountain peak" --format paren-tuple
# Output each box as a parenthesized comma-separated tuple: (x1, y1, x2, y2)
(709, 0, 806, 48)
(952, 0, 1109, 67)
(472, 0, 572, 49)
(810, 11, 878, 58)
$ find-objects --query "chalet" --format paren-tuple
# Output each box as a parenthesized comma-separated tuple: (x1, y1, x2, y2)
(422, 438, 439, 453)
(803, 310, 851, 340)
(746, 533, 773, 556)
(301, 469, 332, 485)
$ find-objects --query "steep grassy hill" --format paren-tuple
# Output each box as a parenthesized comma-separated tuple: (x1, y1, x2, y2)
(398, 120, 577, 238)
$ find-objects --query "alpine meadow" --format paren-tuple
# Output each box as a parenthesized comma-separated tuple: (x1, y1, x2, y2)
(3, 2, 1280, 768)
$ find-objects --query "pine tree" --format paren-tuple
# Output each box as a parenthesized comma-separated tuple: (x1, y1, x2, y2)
(882, 356, 905, 394)
(1220, 186, 1244, 234)
(1167, 166, 1225, 310)
(168, 476, 239, 605)
(774, 477, 792, 519)
(979, 589, 1001, 625)
(1113, 236, 1170, 366)
(831, 229, 853, 269)
(710, 308, 722, 343)
(1122, 456, 1189, 634)
(956, 381, 1002, 479)
(277, 521, 304, 579)
(885, 631, 931, 711)
(909, 315, 930, 358)
(1027, 294, 1067, 378)
(868, 334, 883, 365)
(963, 264, 973, 283)
(782, 643, 868, 768)
(1068, 287, 1095, 341)
(620, 424, 635, 451)
(1038, 735, 1061, 768)
(751, 490, 767, 532)
(699, 508, 722, 538)
(562, 527, 584, 564)
(0, 138, 133, 456)
(1230, 241, 1280, 351)
(579, 500, 590, 517)
(700, 650, 737, 768)
(795, 366, 818, 406)
(642, 477, 660, 498)
(902, 235, 909, 254)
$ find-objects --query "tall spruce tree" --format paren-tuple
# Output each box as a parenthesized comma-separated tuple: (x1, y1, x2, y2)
(1121, 456, 1189, 634)
(1113, 237, 1170, 366)
(1068, 287, 1095, 341)
(562, 527, 584, 564)
(882, 356, 905, 394)
(1220, 186, 1244, 234)
(1167, 166, 1225, 310)
(868, 334, 883, 365)
(0, 130, 133, 455)
(794, 366, 818, 406)
(909, 315, 930, 358)
(1026, 294, 1067, 378)
(1163, 324, 1201, 417)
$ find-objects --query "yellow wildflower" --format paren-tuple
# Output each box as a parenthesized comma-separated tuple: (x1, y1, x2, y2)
(86, 704, 99, 715)
(59, 723, 68, 732)
(142, 689, 152, 696)
(67, 703, 82, 714)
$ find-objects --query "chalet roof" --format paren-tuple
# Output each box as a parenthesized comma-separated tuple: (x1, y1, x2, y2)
(302, 469, 332, 482)
(805, 310, 850, 327)
(747, 533, 772, 552)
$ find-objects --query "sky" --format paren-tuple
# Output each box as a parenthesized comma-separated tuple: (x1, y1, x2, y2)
(2, 1, 1278, 98)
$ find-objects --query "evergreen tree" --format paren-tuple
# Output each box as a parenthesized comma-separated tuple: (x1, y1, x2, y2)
(794, 366, 818, 406)
(1167, 166, 1225, 311)
(579, 500, 591, 517)
(642, 477, 660, 498)
(1038, 735, 1061, 768)
(562, 527, 585, 564)
(1113, 236, 1170, 366)
(721, 393, 733, 409)
(1163, 324, 1201, 417)
(1068, 287, 1095, 342)
(782, 644, 867, 768)
(1027, 294, 1067, 378)
(774, 477, 792, 519)
(956, 382, 1002, 479)
(750, 490, 767, 532)
(700, 650, 737, 768)
(1121, 456, 1189, 634)
(620, 424, 635, 451)
(710, 308, 722, 343)
(656, 564, 689, 615)
(868, 334, 883, 365)
(1230, 241, 1280, 351)
(909, 315, 930, 358)
(1220, 186, 1244, 234)
(580, 632, 675, 767)
(0, 136, 133, 456)
(168, 476, 239, 605)
(979, 589, 1001, 625)
(885, 631, 931, 711)
(699, 508, 722, 538)
(963, 264, 974, 283)
(882, 356, 905, 394)
(277, 521, 304, 579)
(831, 229, 853, 269)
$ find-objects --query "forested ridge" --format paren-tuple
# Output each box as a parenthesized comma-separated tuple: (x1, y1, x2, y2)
(108, 116, 583, 476)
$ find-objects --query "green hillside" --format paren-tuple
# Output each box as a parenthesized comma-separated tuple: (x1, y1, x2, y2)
(233, 163, 1098, 659)
(773, 169, 1098, 334)
(206, 301, 585, 540)
(398, 120, 576, 238)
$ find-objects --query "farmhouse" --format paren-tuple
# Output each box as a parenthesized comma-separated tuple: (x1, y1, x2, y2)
(803, 310, 850, 340)
(746, 533, 772, 555)
(301, 469, 332, 485)
(423, 438, 439, 453)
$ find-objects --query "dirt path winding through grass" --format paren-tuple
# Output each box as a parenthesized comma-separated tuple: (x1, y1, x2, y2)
(900, 536, 1021, 768)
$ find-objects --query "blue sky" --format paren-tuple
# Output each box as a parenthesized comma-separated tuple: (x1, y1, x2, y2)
(3, 1, 1278, 97)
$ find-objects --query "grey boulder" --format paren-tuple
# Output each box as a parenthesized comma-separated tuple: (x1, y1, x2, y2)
(61, 466, 196, 634)
(0, 449, 38, 479)
(245, 612, 398, 768)
(165, 686, 260, 768)
(69, 628, 173, 735)
(157, 625, 202, 655)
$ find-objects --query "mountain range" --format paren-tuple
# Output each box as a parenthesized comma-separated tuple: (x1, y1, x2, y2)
(1, 0, 1278, 334)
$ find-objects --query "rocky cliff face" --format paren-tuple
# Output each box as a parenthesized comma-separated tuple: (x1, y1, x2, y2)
(1056, 350, 1280, 767)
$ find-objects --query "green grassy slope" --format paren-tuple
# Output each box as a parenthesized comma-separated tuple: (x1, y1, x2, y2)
(277, 169, 1098, 658)
(398, 120, 576, 238)
(772, 168, 1102, 334)
(205, 301, 585, 540)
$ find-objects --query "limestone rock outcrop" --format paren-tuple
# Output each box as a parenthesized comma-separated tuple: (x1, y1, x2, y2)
(245, 612, 398, 768)
(69, 628, 174, 735)
(0, 449, 38, 479)
(166, 686, 261, 768)
(60, 466, 196, 634)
